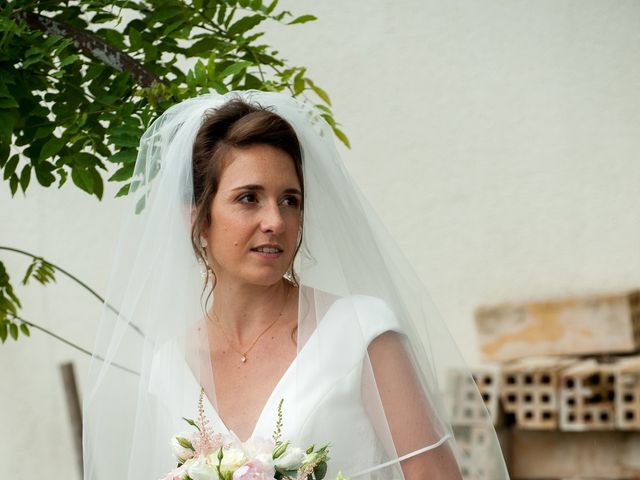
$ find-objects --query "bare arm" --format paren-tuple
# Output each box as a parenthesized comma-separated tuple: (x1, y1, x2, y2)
(364, 331, 463, 480)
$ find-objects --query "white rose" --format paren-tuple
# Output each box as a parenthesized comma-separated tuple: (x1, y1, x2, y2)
(187, 456, 219, 480)
(217, 447, 248, 474)
(242, 436, 275, 458)
(170, 435, 195, 463)
(254, 452, 274, 469)
(274, 447, 305, 470)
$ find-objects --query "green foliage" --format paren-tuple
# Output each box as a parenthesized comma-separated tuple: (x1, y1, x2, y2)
(22, 256, 56, 286)
(0, 0, 348, 346)
(0, 252, 56, 342)
(0, 317, 31, 343)
(0, 261, 21, 320)
(273, 397, 285, 445)
(0, 261, 32, 343)
(1, 0, 347, 201)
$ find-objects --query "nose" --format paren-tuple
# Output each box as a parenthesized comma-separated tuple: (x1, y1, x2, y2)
(260, 202, 286, 234)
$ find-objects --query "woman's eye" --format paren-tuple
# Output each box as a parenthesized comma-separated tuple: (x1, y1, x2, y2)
(281, 195, 301, 207)
(237, 193, 258, 203)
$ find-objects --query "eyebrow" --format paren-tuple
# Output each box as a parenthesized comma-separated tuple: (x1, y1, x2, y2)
(230, 184, 302, 195)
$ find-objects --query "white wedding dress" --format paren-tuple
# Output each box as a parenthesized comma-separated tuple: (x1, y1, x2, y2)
(84, 91, 508, 480)
(148, 293, 448, 479)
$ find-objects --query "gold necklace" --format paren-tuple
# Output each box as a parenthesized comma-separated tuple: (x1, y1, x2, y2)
(210, 284, 291, 364)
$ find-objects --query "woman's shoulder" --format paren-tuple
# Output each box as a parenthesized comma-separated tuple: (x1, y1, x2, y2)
(319, 292, 404, 345)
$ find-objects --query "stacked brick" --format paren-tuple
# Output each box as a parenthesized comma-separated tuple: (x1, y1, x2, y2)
(501, 357, 574, 429)
(452, 423, 504, 480)
(448, 367, 506, 480)
(559, 359, 617, 430)
(447, 289, 640, 479)
(449, 367, 501, 426)
(468, 289, 640, 431)
(615, 356, 640, 430)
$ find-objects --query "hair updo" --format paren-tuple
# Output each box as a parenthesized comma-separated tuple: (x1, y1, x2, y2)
(190, 98, 304, 290)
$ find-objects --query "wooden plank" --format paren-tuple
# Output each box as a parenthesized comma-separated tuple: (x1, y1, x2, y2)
(475, 290, 640, 362)
(60, 362, 83, 476)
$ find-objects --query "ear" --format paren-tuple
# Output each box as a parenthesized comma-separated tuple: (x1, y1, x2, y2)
(190, 205, 209, 247)
(190, 205, 198, 229)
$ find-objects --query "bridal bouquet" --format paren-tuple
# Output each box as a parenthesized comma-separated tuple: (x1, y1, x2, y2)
(160, 390, 349, 480)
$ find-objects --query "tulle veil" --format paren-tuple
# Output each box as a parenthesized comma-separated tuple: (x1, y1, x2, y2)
(82, 90, 509, 479)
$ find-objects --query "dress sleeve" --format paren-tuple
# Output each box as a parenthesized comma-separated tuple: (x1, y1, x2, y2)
(349, 294, 404, 346)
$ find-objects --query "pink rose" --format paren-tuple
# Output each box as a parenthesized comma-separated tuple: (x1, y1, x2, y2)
(231, 459, 275, 480)
(160, 463, 188, 480)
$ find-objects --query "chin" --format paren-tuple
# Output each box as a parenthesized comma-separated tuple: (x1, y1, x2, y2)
(243, 269, 289, 287)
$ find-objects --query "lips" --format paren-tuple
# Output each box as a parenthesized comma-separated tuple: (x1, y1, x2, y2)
(251, 244, 283, 254)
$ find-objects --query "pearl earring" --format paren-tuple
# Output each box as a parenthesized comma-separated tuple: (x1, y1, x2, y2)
(198, 259, 211, 278)
(198, 237, 211, 278)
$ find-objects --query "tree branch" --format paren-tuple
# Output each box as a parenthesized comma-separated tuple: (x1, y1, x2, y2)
(0, 246, 146, 340)
(16, 11, 162, 88)
(15, 314, 139, 376)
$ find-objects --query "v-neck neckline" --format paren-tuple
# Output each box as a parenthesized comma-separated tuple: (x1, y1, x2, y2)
(186, 310, 322, 443)
(210, 354, 297, 442)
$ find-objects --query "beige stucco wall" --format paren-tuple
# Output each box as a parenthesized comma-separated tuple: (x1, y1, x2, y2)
(1, 1, 639, 477)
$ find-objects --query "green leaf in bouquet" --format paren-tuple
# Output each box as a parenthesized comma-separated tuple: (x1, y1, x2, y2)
(182, 417, 201, 432)
(279, 469, 297, 478)
(175, 436, 194, 450)
(313, 461, 328, 480)
(272, 440, 289, 459)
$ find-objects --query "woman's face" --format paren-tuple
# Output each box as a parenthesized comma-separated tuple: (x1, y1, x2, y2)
(204, 144, 302, 287)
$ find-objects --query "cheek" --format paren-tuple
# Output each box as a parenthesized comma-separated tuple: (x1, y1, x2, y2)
(210, 209, 253, 248)
(286, 212, 302, 241)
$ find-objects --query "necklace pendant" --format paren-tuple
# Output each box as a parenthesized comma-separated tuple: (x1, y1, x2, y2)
(240, 354, 247, 363)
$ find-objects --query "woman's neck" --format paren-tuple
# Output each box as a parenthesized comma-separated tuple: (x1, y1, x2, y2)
(209, 278, 293, 344)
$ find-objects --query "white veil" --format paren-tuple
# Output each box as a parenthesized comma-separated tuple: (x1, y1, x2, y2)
(82, 91, 509, 479)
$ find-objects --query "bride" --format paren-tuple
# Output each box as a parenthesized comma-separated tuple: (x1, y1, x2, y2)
(82, 92, 509, 479)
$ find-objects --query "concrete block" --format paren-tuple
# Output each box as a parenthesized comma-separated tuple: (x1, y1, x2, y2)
(615, 356, 640, 430)
(448, 367, 501, 426)
(501, 357, 576, 429)
(559, 359, 617, 431)
(453, 425, 511, 480)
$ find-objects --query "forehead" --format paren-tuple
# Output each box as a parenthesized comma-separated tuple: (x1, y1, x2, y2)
(218, 144, 300, 189)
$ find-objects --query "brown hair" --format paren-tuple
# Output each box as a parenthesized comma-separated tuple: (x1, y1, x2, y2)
(190, 98, 304, 296)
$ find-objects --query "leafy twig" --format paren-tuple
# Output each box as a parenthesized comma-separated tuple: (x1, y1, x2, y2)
(0, 246, 146, 340)
(8, 313, 139, 376)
